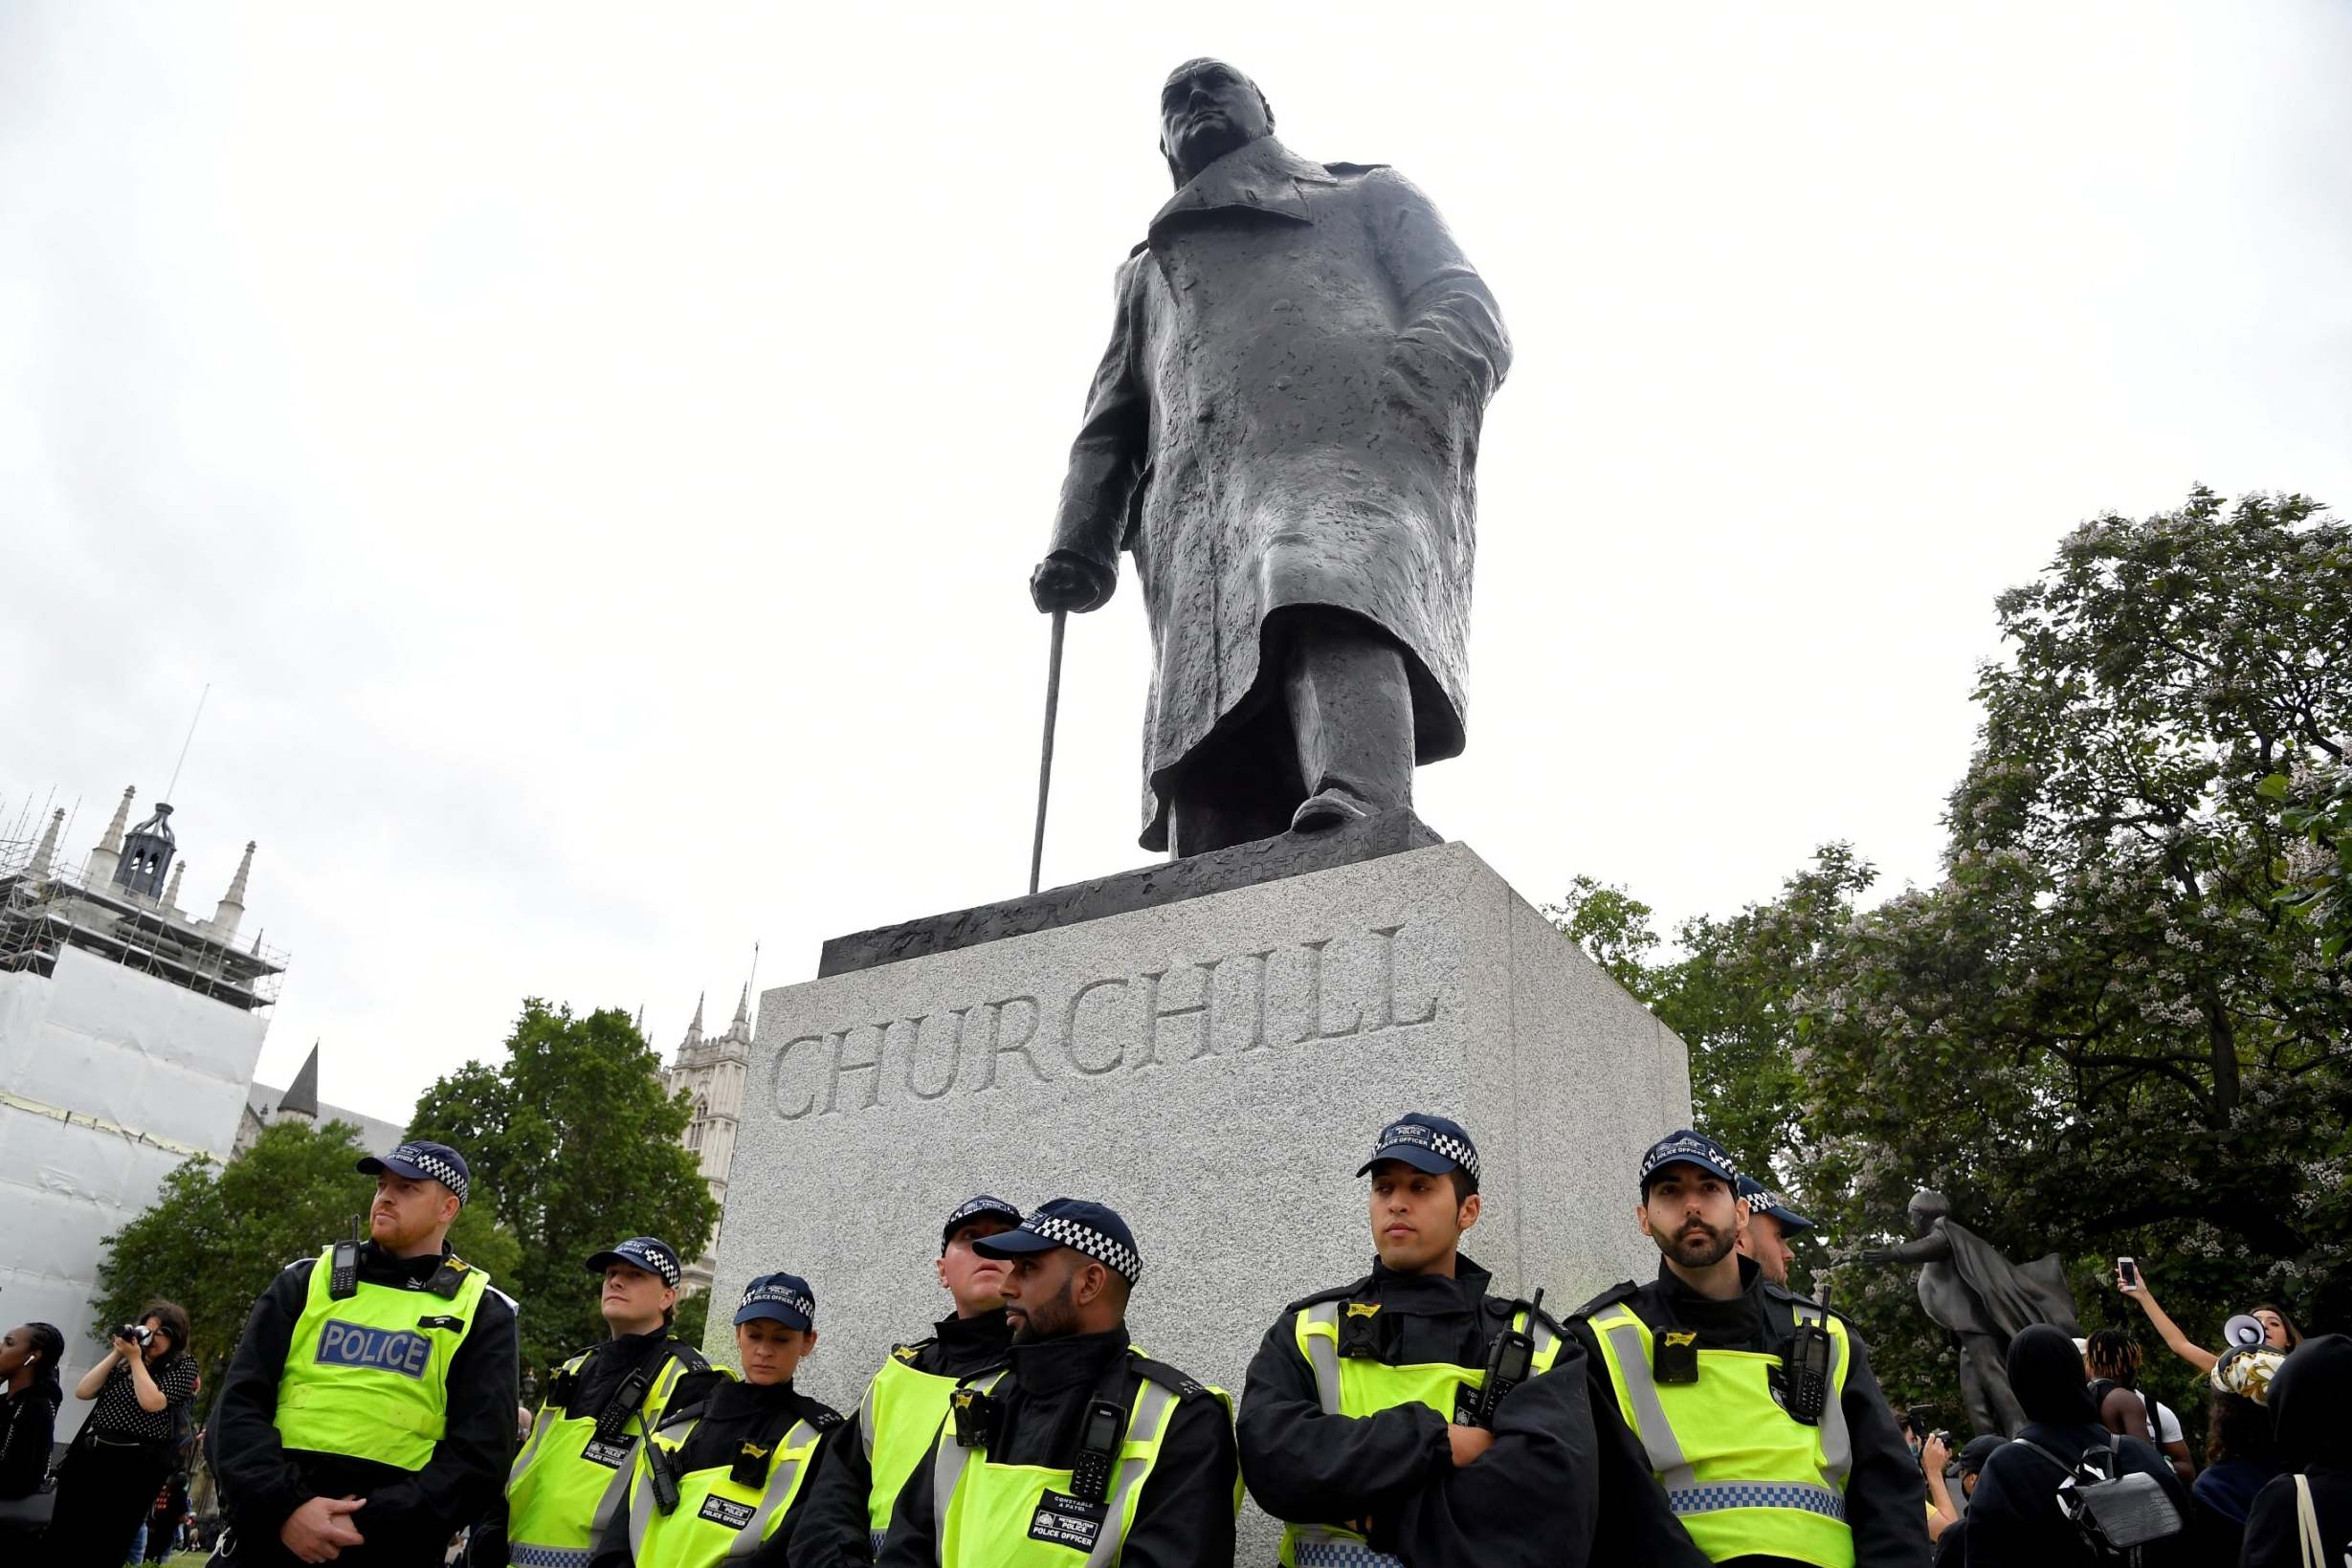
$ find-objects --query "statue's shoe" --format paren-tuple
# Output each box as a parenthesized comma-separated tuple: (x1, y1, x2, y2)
(1290, 787, 1374, 834)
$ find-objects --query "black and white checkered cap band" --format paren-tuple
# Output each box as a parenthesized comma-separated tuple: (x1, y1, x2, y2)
(1025, 1215, 1142, 1285)
(1376, 1123, 1481, 1180)
(618, 1243, 681, 1287)
(946, 1196, 1020, 1229)
(389, 1144, 469, 1204)
(1642, 1136, 1737, 1182)
(743, 1285, 815, 1319)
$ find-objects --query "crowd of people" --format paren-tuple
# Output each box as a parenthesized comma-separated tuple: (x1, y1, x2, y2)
(2, 1125, 2343, 1568)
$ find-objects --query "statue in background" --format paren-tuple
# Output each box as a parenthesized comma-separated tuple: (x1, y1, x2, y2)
(1859, 1188, 2084, 1437)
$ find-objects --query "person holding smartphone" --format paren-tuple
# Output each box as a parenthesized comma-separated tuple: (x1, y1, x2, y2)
(2117, 1258, 2301, 1373)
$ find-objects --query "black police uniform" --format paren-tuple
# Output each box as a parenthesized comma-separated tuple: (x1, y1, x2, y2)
(207, 1241, 521, 1565)
(591, 1379, 845, 1567)
(1568, 1254, 1926, 1568)
(1239, 1253, 1714, 1568)
(467, 1326, 721, 1564)
(786, 1308, 1013, 1567)
(874, 1326, 1239, 1568)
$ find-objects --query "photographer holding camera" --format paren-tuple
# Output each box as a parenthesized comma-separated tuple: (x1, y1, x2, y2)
(48, 1300, 198, 1565)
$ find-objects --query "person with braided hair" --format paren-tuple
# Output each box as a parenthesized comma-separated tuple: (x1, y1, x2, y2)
(2080, 1330, 2192, 1483)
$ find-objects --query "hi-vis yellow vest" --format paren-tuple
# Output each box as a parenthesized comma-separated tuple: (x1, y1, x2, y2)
(275, 1246, 490, 1472)
(504, 1343, 709, 1568)
(1280, 1299, 1563, 1568)
(927, 1354, 1236, 1568)
(1586, 1297, 1855, 1568)
(625, 1406, 827, 1567)
(860, 1346, 970, 1555)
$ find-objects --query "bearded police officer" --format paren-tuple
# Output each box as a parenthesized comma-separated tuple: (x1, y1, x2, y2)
(1570, 1131, 1922, 1568)
(787, 1197, 1022, 1567)
(875, 1200, 1239, 1568)
(1237, 1115, 1708, 1568)
(207, 1140, 520, 1566)
(597, 1271, 845, 1567)
(476, 1236, 719, 1567)
(1733, 1178, 1817, 1292)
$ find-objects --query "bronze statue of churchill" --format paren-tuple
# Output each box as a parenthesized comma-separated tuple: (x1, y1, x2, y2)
(1031, 59, 1510, 858)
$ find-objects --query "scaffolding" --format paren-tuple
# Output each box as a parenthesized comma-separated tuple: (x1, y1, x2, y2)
(0, 841, 287, 1011)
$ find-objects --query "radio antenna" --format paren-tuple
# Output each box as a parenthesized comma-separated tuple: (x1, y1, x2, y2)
(164, 683, 211, 801)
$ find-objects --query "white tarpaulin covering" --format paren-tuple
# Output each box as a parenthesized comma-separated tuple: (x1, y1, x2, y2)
(0, 945, 268, 1431)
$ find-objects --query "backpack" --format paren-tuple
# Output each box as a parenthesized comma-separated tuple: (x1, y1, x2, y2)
(2015, 1431, 2184, 1560)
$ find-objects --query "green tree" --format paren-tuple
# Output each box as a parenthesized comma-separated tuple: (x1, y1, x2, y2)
(1553, 490, 2350, 1429)
(93, 1118, 520, 1402)
(672, 1290, 713, 1360)
(409, 1001, 718, 1373)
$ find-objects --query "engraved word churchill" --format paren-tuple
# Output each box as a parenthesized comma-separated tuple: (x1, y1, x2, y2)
(770, 924, 1436, 1120)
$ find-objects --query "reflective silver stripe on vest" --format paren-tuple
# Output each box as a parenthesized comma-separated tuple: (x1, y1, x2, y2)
(860, 1373, 879, 1457)
(1084, 1383, 1175, 1568)
(1294, 1545, 1407, 1568)
(509, 1351, 591, 1484)
(725, 1419, 816, 1558)
(928, 1371, 1009, 1564)
(1302, 1303, 1342, 1416)
(1668, 1480, 1847, 1521)
(1599, 1316, 1699, 1494)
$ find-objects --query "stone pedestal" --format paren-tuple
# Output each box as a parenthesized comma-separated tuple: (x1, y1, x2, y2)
(711, 828, 1690, 1542)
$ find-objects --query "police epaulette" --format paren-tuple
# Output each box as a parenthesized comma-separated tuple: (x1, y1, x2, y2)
(1281, 1276, 1375, 1314)
(1569, 1281, 1640, 1319)
(1125, 1355, 1215, 1402)
(1763, 1282, 1853, 1328)
(665, 1338, 712, 1371)
(1495, 1296, 1568, 1337)
(889, 1337, 938, 1366)
(424, 1256, 474, 1299)
(808, 1404, 847, 1431)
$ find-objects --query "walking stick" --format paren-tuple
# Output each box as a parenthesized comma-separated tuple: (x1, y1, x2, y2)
(1028, 609, 1068, 895)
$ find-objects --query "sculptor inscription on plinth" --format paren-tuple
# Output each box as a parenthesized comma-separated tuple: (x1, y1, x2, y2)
(771, 922, 1435, 1120)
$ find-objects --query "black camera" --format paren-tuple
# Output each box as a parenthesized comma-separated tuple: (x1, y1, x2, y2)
(115, 1323, 154, 1347)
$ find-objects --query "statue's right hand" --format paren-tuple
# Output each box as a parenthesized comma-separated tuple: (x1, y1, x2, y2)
(1030, 555, 1111, 613)
(1858, 1248, 1895, 1268)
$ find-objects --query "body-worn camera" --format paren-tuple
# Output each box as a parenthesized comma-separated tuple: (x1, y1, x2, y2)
(115, 1323, 155, 1347)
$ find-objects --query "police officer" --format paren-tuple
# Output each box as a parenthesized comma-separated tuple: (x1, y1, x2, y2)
(787, 1196, 1022, 1567)
(876, 1199, 1239, 1568)
(595, 1271, 844, 1566)
(207, 1139, 521, 1566)
(1570, 1131, 1923, 1568)
(1733, 1177, 1817, 1291)
(476, 1236, 719, 1566)
(1237, 1114, 1708, 1568)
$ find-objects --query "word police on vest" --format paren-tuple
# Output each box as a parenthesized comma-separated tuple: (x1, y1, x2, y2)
(315, 1319, 434, 1379)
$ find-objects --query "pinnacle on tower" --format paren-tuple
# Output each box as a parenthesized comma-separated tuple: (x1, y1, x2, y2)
(85, 785, 135, 886)
(279, 1042, 321, 1120)
(211, 840, 255, 939)
(162, 859, 186, 912)
(730, 982, 750, 1038)
(26, 807, 63, 880)
(683, 991, 705, 1049)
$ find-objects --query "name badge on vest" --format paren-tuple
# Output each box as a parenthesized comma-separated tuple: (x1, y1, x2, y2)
(1654, 1331, 1700, 1385)
(583, 1434, 635, 1469)
(1028, 1489, 1107, 1552)
(697, 1495, 758, 1531)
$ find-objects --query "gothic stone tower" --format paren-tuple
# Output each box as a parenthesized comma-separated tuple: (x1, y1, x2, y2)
(663, 983, 751, 1293)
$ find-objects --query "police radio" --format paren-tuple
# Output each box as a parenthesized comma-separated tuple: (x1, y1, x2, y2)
(1069, 1398, 1128, 1504)
(1470, 1289, 1544, 1428)
(1785, 1285, 1832, 1427)
(329, 1217, 362, 1299)
(594, 1367, 655, 1445)
(645, 1438, 681, 1514)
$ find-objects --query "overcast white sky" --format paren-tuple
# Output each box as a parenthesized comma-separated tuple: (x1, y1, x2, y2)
(6, 3, 2348, 1127)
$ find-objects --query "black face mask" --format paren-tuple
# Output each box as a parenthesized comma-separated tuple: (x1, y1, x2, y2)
(2008, 1324, 2097, 1427)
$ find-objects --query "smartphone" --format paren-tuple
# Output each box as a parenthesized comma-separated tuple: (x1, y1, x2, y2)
(2119, 1256, 2138, 1287)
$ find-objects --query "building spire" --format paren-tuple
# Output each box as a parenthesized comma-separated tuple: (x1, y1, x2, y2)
(163, 859, 187, 912)
(26, 807, 63, 880)
(731, 982, 750, 1035)
(86, 785, 134, 885)
(279, 1041, 321, 1120)
(683, 991, 705, 1049)
(211, 840, 255, 939)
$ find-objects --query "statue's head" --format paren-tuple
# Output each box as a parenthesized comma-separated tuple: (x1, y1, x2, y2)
(1160, 57, 1274, 188)
(1906, 1188, 1949, 1238)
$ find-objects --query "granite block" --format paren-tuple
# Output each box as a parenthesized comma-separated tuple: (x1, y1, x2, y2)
(713, 840, 1690, 1552)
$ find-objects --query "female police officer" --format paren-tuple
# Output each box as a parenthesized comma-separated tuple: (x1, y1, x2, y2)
(596, 1272, 843, 1566)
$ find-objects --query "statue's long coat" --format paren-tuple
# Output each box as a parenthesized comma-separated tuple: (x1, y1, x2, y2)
(1049, 136, 1509, 849)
